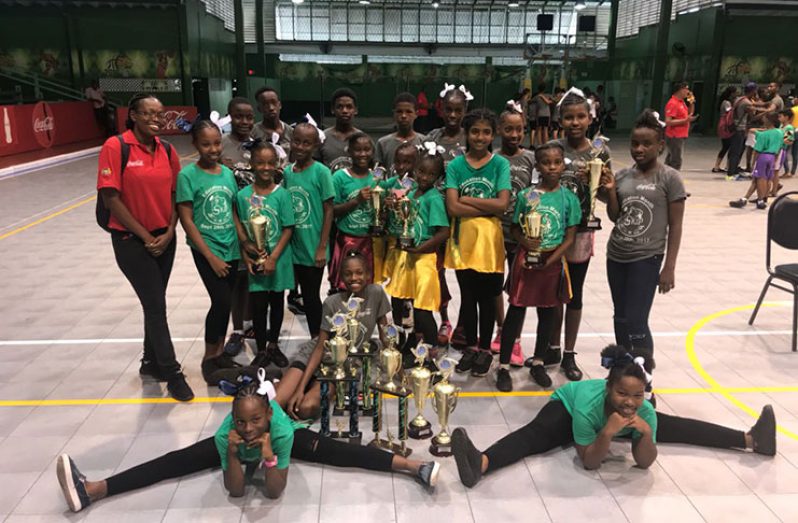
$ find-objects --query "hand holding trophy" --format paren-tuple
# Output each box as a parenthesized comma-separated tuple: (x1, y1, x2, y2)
(246, 195, 271, 273)
(519, 191, 543, 268)
(585, 134, 611, 230)
(395, 196, 418, 250)
(369, 165, 387, 236)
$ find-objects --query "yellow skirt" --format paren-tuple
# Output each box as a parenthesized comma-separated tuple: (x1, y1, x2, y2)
(372, 236, 387, 284)
(384, 251, 441, 312)
(444, 216, 505, 274)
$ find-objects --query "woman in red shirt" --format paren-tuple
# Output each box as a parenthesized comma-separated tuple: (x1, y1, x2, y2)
(96, 93, 194, 401)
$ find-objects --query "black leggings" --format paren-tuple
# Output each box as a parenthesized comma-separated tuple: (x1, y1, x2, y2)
(566, 258, 590, 311)
(455, 269, 503, 351)
(295, 264, 324, 337)
(191, 250, 239, 344)
(251, 291, 285, 350)
(717, 137, 732, 161)
(483, 400, 747, 473)
(414, 309, 438, 347)
(105, 428, 394, 497)
(499, 306, 556, 365)
(112, 230, 180, 378)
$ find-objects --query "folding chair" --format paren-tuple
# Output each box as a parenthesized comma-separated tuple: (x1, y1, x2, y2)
(749, 191, 798, 352)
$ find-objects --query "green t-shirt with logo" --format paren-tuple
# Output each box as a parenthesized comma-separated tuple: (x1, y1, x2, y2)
(407, 187, 449, 244)
(283, 161, 335, 266)
(176, 163, 240, 262)
(444, 154, 512, 200)
(333, 169, 398, 236)
(236, 185, 296, 292)
(512, 186, 582, 251)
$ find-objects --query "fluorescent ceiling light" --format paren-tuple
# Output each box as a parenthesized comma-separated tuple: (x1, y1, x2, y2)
(575, 1, 587, 10)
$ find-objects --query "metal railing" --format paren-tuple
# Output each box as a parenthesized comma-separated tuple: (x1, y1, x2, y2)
(0, 68, 124, 107)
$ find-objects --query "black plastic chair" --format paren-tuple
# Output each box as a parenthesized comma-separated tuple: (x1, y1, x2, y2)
(749, 191, 798, 352)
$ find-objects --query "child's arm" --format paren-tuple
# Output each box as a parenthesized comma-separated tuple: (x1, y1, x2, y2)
(177, 202, 231, 277)
(334, 187, 371, 217)
(659, 199, 684, 294)
(377, 314, 389, 348)
(629, 416, 658, 469)
(263, 226, 294, 275)
(542, 226, 577, 268)
(287, 331, 330, 417)
(576, 412, 631, 470)
(408, 225, 449, 254)
(445, 188, 484, 217)
(223, 430, 247, 497)
(604, 173, 620, 222)
(263, 466, 288, 499)
(316, 199, 334, 267)
(459, 189, 510, 216)
(233, 205, 262, 275)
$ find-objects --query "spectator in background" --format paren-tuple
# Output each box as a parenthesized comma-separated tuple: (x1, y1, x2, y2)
(727, 82, 757, 177)
(415, 89, 430, 134)
(713, 86, 738, 173)
(664, 82, 697, 171)
(85, 79, 111, 137)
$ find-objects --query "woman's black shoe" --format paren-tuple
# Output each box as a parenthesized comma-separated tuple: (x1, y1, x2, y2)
(560, 352, 583, 381)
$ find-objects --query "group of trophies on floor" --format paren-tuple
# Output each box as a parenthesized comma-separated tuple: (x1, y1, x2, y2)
(317, 294, 459, 458)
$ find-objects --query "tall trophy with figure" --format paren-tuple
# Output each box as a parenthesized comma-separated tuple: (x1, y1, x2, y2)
(342, 295, 376, 415)
(369, 324, 411, 456)
(430, 357, 460, 457)
(519, 191, 543, 268)
(369, 165, 387, 236)
(585, 134, 610, 230)
(394, 196, 418, 250)
(407, 343, 434, 440)
(246, 195, 272, 272)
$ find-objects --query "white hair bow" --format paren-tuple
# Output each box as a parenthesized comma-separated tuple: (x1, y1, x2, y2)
(439, 83, 474, 102)
(209, 110, 232, 131)
(420, 141, 445, 157)
(506, 100, 523, 114)
(256, 368, 277, 401)
(440, 83, 456, 98)
(304, 113, 326, 143)
(556, 86, 587, 107)
(458, 84, 475, 101)
(270, 132, 288, 162)
(633, 357, 653, 385)
(651, 111, 667, 128)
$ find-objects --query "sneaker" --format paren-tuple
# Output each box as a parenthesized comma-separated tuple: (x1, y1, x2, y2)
(529, 364, 552, 388)
(167, 373, 194, 401)
(734, 174, 748, 181)
(560, 352, 583, 381)
(729, 198, 748, 208)
(756, 199, 767, 210)
(542, 346, 562, 366)
(250, 350, 272, 369)
(267, 344, 289, 368)
(416, 461, 440, 489)
(490, 330, 502, 354)
(509, 341, 524, 368)
(750, 404, 776, 456)
(471, 351, 493, 377)
(201, 355, 241, 385)
(56, 454, 91, 512)
(139, 359, 167, 382)
(437, 321, 453, 345)
(455, 349, 477, 373)
(496, 367, 512, 392)
(725, 174, 736, 181)
(452, 428, 483, 488)
(287, 293, 306, 315)
(223, 332, 245, 356)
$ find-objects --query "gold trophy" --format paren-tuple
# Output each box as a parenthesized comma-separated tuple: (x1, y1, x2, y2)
(323, 313, 349, 382)
(344, 295, 365, 354)
(406, 343, 433, 439)
(586, 157, 603, 230)
(247, 195, 271, 271)
(319, 312, 362, 442)
(369, 323, 412, 456)
(374, 324, 404, 393)
(395, 196, 418, 250)
(519, 191, 543, 268)
(430, 357, 460, 457)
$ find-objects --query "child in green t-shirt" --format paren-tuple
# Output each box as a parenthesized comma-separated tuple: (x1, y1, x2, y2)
(729, 112, 782, 209)
(176, 120, 243, 385)
(777, 109, 795, 179)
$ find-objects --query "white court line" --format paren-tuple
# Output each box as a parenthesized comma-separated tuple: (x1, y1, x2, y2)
(0, 329, 791, 347)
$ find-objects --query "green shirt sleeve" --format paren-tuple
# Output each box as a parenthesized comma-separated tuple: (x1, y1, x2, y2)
(175, 165, 194, 204)
(512, 188, 529, 225)
(332, 169, 347, 204)
(444, 157, 463, 190)
(317, 163, 335, 201)
(279, 187, 296, 228)
(214, 414, 233, 471)
(565, 190, 582, 227)
(427, 191, 449, 229)
(571, 407, 602, 446)
(495, 156, 512, 193)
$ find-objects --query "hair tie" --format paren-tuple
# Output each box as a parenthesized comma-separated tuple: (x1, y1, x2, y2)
(270, 132, 288, 162)
(439, 83, 456, 98)
(418, 141, 445, 157)
(557, 86, 587, 108)
(241, 137, 263, 151)
(633, 356, 653, 385)
(650, 111, 667, 128)
(175, 114, 200, 133)
(303, 113, 326, 143)
(256, 368, 276, 401)
(458, 84, 475, 102)
(209, 110, 232, 131)
(506, 100, 523, 114)
(600, 352, 634, 370)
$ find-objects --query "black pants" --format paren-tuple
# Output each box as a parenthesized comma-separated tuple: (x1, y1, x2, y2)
(566, 258, 590, 311)
(607, 256, 662, 352)
(294, 264, 324, 337)
(112, 230, 180, 378)
(727, 130, 747, 175)
(104, 428, 393, 497)
(499, 306, 556, 365)
(191, 250, 238, 344)
(455, 269, 503, 351)
(717, 137, 732, 162)
(251, 291, 285, 351)
(483, 401, 747, 473)
(414, 309, 438, 347)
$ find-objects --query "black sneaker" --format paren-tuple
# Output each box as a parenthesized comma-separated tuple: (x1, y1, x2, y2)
(542, 347, 562, 366)
(456, 349, 477, 373)
(496, 367, 512, 392)
(529, 364, 552, 388)
(756, 199, 767, 210)
(223, 332, 245, 356)
(750, 404, 776, 456)
(287, 294, 306, 316)
(243, 326, 256, 339)
(729, 198, 748, 208)
(250, 350, 272, 369)
(560, 352, 583, 381)
(139, 359, 167, 381)
(167, 373, 194, 401)
(452, 428, 483, 488)
(471, 350, 493, 377)
(267, 344, 289, 368)
(56, 454, 91, 512)
(416, 461, 440, 489)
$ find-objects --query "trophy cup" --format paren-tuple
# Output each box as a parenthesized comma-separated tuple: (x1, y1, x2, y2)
(586, 158, 603, 230)
(430, 357, 460, 457)
(519, 191, 543, 268)
(247, 195, 271, 271)
(318, 312, 362, 443)
(395, 197, 418, 250)
(369, 185, 386, 236)
(342, 295, 376, 414)
(407, 343, 434, 440)
(344, 295, 365, 354)
(369, 324, 412, 456)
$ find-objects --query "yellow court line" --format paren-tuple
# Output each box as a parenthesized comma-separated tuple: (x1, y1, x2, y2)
(685, 302, 798, 442)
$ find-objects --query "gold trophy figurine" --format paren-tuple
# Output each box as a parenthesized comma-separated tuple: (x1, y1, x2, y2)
(395, 196, 418, 250)
(247, 195, 271, 272)
(430, 357, 460, 457)
(369, 185, 386, 236)
(323, 313, 349, 381)
(344, 295, 365, 354)
(519, 191, 543, 268)
(407, 343, 434, 439)
(586, 157, 604, 230)
(374, 324, 404, 394)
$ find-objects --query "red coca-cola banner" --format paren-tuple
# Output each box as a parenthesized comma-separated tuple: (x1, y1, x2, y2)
(0, 101, 103, 158)
(115, 105, 198, 136)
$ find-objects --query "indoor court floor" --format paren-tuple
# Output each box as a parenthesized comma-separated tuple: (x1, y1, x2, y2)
(0, 135, 796, 522)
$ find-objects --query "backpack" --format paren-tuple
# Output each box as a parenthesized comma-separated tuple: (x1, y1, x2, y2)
(717, 99, 740, 139)
(95, 135, 173, 232)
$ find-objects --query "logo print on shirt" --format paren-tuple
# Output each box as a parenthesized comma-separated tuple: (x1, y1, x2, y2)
(346, 188, 372, 227)
(460, 178, 494, 199)
(289, 186, 312, 226)
(127, 160, 144, 168)
(201, 186, 233, 226)
(617, 196, 654, 239)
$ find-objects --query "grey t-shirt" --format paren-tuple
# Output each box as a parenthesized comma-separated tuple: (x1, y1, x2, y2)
(221, 134, 254, 189)
(318, 127, 361, 172)
(771, 94, 785, 113)
(556, 138, 612, 229)
(534, 94, 551, 118)
(252, 120, 293, 159)
(426, 127, 466, 169)
(499, 148, 537, 241)
(375, 132, 426, 170)
(607, 164, 686, 263)
(320, 285, 392, 341)
(734, 97, 753, 131)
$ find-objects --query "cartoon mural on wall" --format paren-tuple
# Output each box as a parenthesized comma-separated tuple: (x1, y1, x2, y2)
(721, 56, 794, 84)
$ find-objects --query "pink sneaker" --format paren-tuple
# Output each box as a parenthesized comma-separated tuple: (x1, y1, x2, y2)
(490, 330, 502, 354)
(437, 321, 453, 345)
(509, 340, 524, 368)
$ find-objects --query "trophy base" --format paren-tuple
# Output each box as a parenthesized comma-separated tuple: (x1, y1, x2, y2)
(370, 382, 410, 397)
(429, 438, 453, 457)
(369, 437, 412, 457)
(408, 421, 433, 440)
(398, 236, 415, 250)
(368, 226, 386, 236)
(524, 252, 543, 269)
(359, 405, 377, 417)
(585, 218, 602, 230)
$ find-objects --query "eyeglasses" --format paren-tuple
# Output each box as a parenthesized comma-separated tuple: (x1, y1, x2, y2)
(135, 110, 166, 121)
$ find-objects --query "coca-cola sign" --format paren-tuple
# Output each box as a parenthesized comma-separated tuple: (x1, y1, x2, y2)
(162, 110, 188, 132)
(116, 105, 197, 135)
(31, 101, 55, 148)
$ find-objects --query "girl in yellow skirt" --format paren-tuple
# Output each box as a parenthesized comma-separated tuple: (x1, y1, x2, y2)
(445, 108, 511, 378)
(497, 142, 581, 392)
(384, 145, 450, 358)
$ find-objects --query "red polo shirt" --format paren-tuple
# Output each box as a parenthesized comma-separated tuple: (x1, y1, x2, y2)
(97, 130, 180, 232)
(664, 96, 690, 139)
